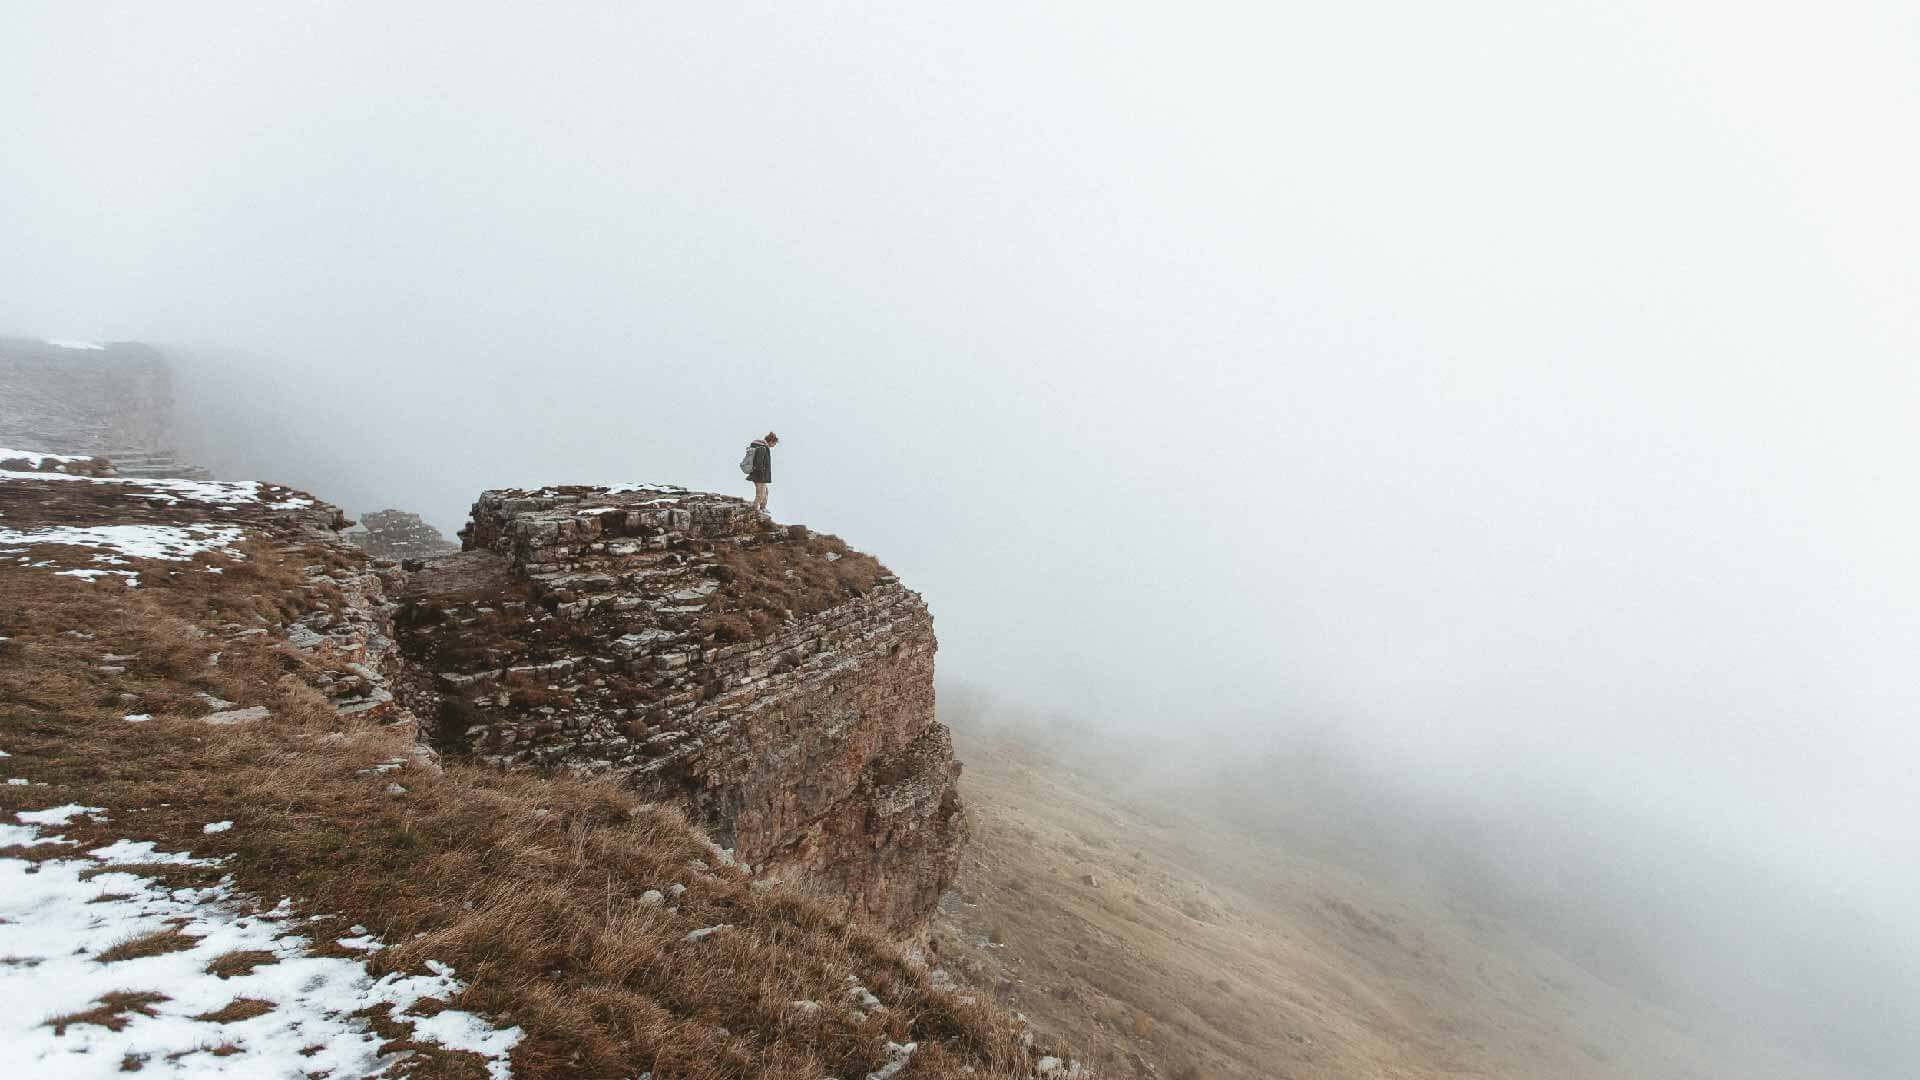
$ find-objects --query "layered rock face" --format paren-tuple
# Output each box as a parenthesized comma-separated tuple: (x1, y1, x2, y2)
(347, 509, 458, 561)
(393, 485, 966, 931)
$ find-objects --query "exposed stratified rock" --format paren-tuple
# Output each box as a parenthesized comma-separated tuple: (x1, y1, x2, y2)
(392, 484, 968, 933)
(346, 509, 458, 561)
(92, 449, 214, 481)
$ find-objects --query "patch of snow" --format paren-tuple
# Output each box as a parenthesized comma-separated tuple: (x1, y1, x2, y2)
(123, 714, 152, 723)
(201, 820, 233, 834)
(0, 448, 95, 468)
(0, 471, 314, 510)
(53, 569, 139, 586)
(604, 483, 685, 496)
(410, 1005, 522, 1076)
(44, 338, 106, 350)
(0, 523, 244, 562)
(7, 778, 29, 786)
(684, 924, 731, 943)
(0, 822, 65, 846)
(87, 839, 224, 867)
(17, 805, 104, 826)
(0, 822, 522, 1079)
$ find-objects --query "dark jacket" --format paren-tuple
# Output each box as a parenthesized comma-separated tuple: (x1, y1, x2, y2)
(748, 441, 773, 483)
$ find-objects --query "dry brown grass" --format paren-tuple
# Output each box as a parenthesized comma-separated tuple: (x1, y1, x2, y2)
(702, 530, 886, 643)
(0, 490, 1053, 1079)
(96, 929, 202, 964)
(938, 724, 1539, 1080)
(204, 950, 278, 979)
(193, 998, 277, 1023)
(45, 991, 170, 1034)
(938, 722, 1872, 1080)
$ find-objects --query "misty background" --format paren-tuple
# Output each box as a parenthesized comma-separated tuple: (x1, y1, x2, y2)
(5, 4, 1917, 1075)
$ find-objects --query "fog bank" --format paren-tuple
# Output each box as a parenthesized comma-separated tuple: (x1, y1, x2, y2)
(5, 5, 1918, 1075)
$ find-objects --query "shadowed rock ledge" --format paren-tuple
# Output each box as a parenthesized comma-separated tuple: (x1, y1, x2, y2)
(391, 483, 968, 932)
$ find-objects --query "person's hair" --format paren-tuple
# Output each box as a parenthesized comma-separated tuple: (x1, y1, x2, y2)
(764, 431, 778, 444)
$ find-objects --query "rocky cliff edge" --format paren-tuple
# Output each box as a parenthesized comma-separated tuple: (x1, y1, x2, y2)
(392, 484, 968, 933)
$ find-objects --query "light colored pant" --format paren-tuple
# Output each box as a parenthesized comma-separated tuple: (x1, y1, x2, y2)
(752, 481, 768, 511)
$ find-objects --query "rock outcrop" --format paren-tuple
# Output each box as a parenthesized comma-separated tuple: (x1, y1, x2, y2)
(3, 340, 971, 934)
(392, 484, 967, 932)
(0, 465, 1077, 1076)
(346, 509, 458, 561)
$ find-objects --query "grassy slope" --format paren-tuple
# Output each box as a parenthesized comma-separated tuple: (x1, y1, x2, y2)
(0, 482, 1050, 1079)
(936, 723, 1851, 1080)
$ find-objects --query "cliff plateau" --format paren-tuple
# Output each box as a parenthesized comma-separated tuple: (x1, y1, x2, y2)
(394, 485, 967, 933)
(0, 461, 1054, 1078)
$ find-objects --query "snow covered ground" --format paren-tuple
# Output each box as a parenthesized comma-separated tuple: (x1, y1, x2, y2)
(0, 447, 99, 469)
(1, 809, 521, 1078)
(0, 469, 314, 510)
(0, 523, 246, 562)
(0, 465, 319, 589)
(0, 523, 247, 588)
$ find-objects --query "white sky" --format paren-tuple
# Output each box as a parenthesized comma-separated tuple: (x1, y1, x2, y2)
(4, 4, 1918, 1063)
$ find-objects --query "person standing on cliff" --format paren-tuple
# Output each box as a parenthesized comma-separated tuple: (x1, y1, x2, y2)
(746, 431, 777, 516)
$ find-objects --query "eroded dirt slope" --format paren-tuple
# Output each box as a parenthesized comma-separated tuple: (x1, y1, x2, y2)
(936, 723, 1853, 1080)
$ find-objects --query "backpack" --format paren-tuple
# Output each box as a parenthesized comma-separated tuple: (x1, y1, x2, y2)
(738, 443, 758, 476)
